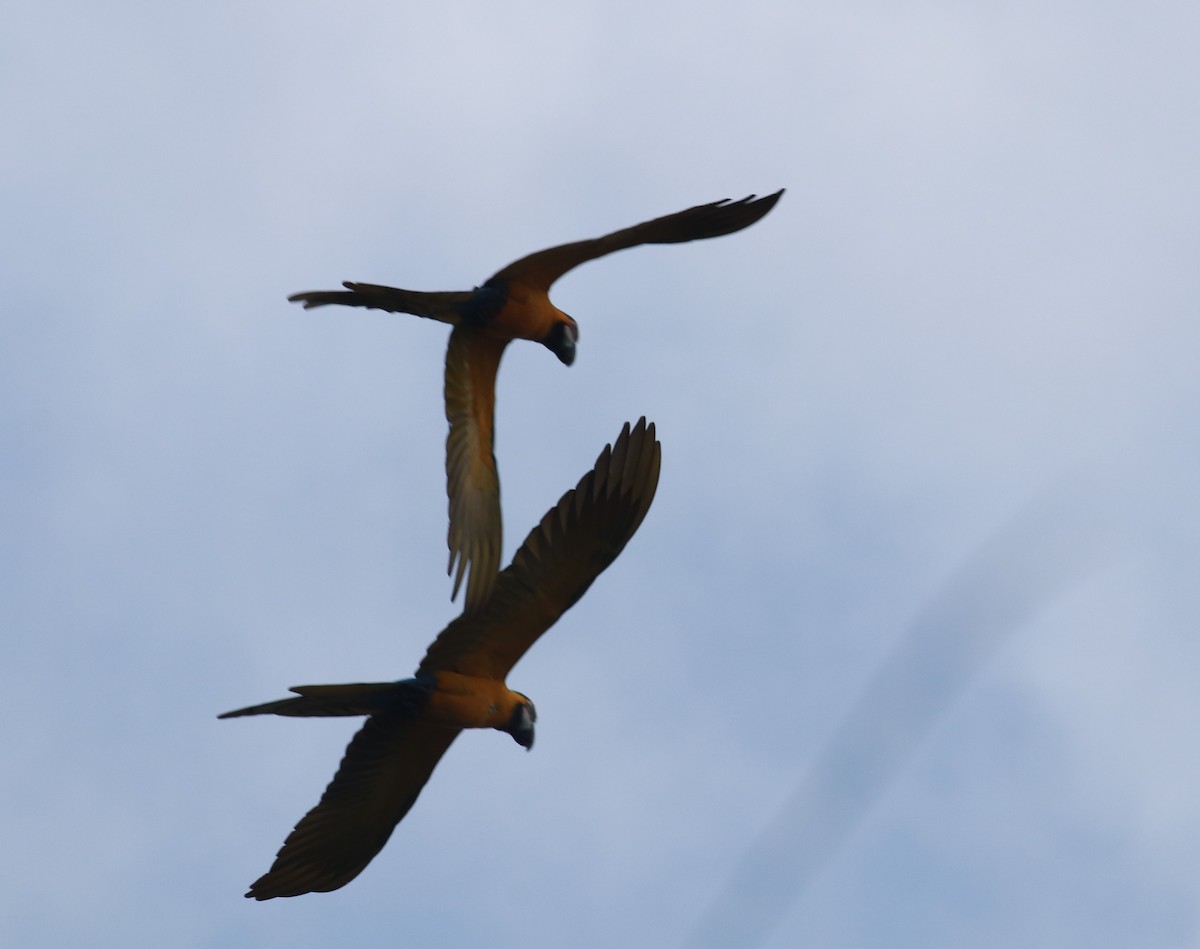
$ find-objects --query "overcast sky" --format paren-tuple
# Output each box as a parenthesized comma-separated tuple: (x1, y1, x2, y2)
(3, 2, 1198, 947)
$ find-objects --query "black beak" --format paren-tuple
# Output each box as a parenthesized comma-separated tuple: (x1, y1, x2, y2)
(544, 322, 577, 366)
(509, 702, 536, 751)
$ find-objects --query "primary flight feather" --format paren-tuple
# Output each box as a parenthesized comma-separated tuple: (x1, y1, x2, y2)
(221, 417, 661, 899)
(289, 191, 781, 613)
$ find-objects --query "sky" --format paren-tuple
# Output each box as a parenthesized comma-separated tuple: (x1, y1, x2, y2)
(3, 1, 1198, 946)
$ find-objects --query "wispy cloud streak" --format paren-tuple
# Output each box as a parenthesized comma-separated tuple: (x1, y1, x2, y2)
(685, 483, 1119, 949)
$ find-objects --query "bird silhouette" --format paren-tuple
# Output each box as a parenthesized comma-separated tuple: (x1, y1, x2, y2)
(289, 191, 781, 613)
(220, 418, 661, 899)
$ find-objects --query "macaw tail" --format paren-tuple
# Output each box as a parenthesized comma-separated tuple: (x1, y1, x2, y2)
(218, 678, 432, 720)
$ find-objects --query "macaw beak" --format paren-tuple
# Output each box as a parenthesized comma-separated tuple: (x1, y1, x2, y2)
(545, 321, 578, 366)
(509, 701, 537, 751)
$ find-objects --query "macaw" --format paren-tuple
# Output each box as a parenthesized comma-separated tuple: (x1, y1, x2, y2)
(221, 418, 661, 899)
(289, 191, 780, 611)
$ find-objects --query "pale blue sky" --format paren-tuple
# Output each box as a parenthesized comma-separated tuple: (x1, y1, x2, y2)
(3, 2, 1198, 947)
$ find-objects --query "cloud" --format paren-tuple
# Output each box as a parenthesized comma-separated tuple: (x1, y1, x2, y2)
(3, 1, 1198, 947)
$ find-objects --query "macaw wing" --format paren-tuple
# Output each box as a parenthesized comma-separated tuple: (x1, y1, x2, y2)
(418, 417, 661, 682)
(288, 283, 472, 324)
(245, 715, 459, 900)
(443, 324, 507, 612)
(489, 190, 783, 293)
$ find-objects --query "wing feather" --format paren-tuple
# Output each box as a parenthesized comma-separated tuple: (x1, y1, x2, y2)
(490, 190, 784, 292)
(244, 715, 459, 899)
(443, 325, 507, 612)
(417, 417, 661, 680)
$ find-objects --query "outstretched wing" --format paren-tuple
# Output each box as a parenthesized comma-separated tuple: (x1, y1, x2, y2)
(418, 417, 661, 681)
(443, 324, 508, 612)
(288, 283, 472, 324)
(489, 190, 784, 293)
(244, 714, 459, 900)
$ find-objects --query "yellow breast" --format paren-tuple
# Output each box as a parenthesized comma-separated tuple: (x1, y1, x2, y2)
(425, 671, 522, 730)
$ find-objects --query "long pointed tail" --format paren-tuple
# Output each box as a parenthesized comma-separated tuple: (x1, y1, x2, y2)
(287, 283, 471, 323)
(218, 678, 432, 720)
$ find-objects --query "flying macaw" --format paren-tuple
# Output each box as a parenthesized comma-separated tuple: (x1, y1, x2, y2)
(221, 418, 661, 899)
(289, 191, 781, 612)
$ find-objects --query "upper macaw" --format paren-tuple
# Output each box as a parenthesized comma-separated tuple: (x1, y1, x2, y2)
(289, 191, 780, 612)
